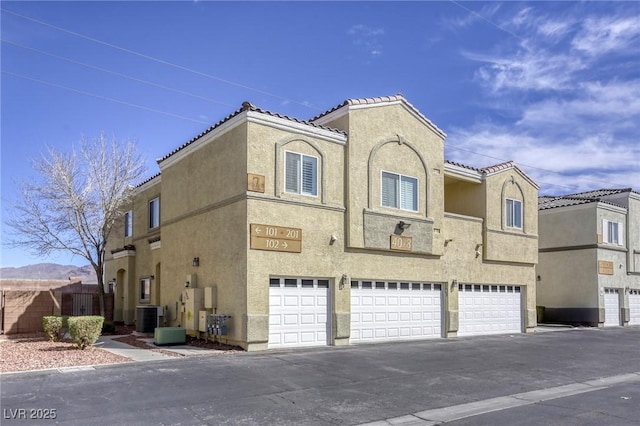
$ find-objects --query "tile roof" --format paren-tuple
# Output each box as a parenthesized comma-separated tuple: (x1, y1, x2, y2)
(310, 94, 446, 137)
(538, 197, 598, 210)
(480, 161, 516, 174)
(445, 159, 539, 189)
(562, 188, 634, 199)
(538, 188, 634, 211)
(156, 101, 345, 164)
(445, 159, 482, 172)
(134, 172, 161, 189)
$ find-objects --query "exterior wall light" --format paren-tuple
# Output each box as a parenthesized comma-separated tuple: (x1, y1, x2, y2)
(192, 257, 200, 267)
(398, 221, 411, 230)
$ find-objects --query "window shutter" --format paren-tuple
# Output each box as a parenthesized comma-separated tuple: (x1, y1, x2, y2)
(618, 222, 624, 246)
(381, 172, 398, 208)
(302, 155, 317, 196)
(285, 152, 300, 193)
(602, 219, 609, 243)
(400, 176, 417, 211)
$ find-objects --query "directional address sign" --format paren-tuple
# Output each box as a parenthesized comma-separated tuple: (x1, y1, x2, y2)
(250, 223, 302, 253)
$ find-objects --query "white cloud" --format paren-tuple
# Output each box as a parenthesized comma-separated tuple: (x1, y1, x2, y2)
(447, 5, 639, 193)
(468, 50, 585, 92)
(518, 80, 640, 128)
(536, 19, 575, 39)
(347, 24, 385, 58)
(446, 122, 639, 195)
(572, 16, 640, 56)
(441, 3, 502, 31)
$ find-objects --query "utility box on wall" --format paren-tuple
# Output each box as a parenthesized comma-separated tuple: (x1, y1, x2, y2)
(182, 288, 204, 333)
(204, 286, 217, 309)
(198, 310, 208, 332)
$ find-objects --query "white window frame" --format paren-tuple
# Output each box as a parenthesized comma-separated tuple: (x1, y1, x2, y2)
(124, 210, 133, 237)
(284, 150, 318, 197)
(149, 197, 160, 229)
(139, 277, 151, 301)
(380, 170, 418, 212)
(505, 198, 523, 229)
(602, 219, 624, 246)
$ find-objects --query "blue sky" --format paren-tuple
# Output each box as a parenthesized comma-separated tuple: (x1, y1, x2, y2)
(1, 1, 639, 267)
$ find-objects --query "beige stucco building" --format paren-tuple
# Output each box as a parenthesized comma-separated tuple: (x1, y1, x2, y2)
(105, 95, 539, 351)
(538, 189, 640, 327)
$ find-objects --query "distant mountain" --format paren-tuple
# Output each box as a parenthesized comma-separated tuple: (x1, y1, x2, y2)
(0, 263, 98, 283)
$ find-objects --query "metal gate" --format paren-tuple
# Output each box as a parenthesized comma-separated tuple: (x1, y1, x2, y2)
(72, 294, 93, 316)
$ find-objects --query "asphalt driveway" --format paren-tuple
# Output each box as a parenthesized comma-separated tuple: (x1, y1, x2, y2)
(2, 327, 639, 425)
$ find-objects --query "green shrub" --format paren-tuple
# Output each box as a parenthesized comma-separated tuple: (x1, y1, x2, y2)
(42, 315, 69, 341)
(68, 316, 104, 350)
(101, 320, 116, 334)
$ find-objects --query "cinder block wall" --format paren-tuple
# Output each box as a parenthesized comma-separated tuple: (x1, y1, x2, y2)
(3, 291, 56, 334)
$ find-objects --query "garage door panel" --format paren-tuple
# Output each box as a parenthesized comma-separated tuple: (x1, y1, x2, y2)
(630, 290, 640, 325)
(268, 278, 330, 349)
(604, 288, 620, 327)
(351, 281, 443, 343)
(284, 314, 298, 324)
(458, 284, 522, 337)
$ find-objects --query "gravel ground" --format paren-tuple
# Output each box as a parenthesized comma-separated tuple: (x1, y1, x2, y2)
(0, 334, 132, 373)
(0, 328, 242, 374)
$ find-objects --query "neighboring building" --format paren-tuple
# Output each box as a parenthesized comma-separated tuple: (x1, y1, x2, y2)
(105, 94, 539, 351)
(538, 189, 640, 326)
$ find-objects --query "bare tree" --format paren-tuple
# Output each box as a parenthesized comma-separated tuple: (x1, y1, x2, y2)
(6, 133, 146, 316)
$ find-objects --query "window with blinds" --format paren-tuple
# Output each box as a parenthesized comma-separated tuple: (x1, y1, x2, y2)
(381, 171, 418, 211)
(285, 151, 318, 197)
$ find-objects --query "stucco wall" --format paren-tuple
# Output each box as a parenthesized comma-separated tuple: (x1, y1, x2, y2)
(537, 250, 598, 308)
(539, 204, 597, 249)
(444, 180, 485, 218)
(484, 172, 538, 264)
(341, 104, 445, 253)
(105, 100, 541, 349)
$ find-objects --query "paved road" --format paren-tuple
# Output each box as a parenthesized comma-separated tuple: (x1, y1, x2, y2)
(2, 327, 639, 425)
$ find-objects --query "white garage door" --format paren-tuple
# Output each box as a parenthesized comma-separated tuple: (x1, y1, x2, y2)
(629, 290, 640, 326)
(269, 278, 329, 349)
(351, 280, 442, 343)
(458, 284, 522, 337)
(604, 288, 620, 327)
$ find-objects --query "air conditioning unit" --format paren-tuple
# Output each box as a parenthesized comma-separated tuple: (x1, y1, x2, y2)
(136, 305, 162, 333)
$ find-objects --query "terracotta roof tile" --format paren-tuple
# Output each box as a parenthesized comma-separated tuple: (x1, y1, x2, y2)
(480, 161, 516, 174)
(538, 196, 598, 210)
(157, 101, 345, 164)
(310, 94, 446, 137)
(135, 172, 161, 189)
(563, 188, 633, 198)
(538, 192, 629, 211)
(444, 159, 482, 172)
